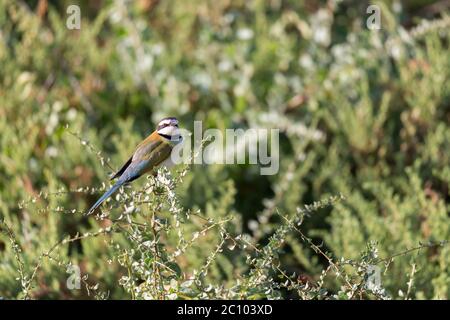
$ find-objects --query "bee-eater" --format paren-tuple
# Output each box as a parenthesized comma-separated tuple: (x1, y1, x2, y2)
(86, 117, 181, 215)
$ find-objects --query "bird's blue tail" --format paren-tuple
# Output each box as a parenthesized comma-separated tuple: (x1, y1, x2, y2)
(86, 180, 125, 215)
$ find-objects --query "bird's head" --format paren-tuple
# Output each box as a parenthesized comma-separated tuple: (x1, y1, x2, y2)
(157, 117, 182, 142)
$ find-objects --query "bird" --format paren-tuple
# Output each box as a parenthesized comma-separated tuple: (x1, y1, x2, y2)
(86, 117, 182, 215)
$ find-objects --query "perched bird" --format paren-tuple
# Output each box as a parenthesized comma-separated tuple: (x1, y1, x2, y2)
(86, 117, 182, 215)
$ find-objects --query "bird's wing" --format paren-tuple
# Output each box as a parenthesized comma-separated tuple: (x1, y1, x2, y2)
(119, 137, 173, 183)
(141, 140, 173, 168)
(123, 142, 173, 183)
(110, 131, 162, 180)
(132, 131, 163, 162)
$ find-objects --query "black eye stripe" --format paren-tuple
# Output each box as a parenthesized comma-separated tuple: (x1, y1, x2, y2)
(158, 123, 170, 130)
(157, 122, 178, 131)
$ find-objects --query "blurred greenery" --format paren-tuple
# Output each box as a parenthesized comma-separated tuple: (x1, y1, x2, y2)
(0, 0, 449, 299)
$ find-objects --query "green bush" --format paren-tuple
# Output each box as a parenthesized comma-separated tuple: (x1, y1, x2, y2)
(0, 0, 449, 299)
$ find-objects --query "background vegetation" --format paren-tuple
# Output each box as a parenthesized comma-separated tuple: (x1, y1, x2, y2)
(0, 0, 449, 299)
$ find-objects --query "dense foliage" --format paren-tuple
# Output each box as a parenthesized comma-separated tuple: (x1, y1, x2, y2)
(0, 0, 449, 299)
